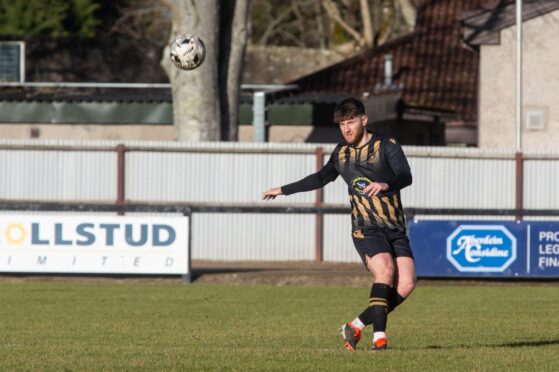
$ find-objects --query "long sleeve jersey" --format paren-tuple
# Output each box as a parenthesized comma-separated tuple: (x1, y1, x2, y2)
(281, 133, 412, 232)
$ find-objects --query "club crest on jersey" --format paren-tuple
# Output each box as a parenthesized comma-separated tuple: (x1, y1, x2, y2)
(351, 176, 372, 195)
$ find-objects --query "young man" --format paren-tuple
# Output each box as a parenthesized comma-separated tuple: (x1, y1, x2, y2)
(262, 97, 416, 351)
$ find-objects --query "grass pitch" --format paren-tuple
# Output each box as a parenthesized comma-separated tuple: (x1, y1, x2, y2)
(0, 280, 558, 371)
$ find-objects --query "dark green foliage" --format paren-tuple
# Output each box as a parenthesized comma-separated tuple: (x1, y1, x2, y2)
(0, 0, 100, 38)
(64, 0, 101, 38)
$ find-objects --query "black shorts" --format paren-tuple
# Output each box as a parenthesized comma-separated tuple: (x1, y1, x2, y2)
(351, 228, 414, 265)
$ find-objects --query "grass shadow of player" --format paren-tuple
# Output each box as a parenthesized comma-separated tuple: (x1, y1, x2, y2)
(423, 339, 559, 350)
(493, 339, 559, 348)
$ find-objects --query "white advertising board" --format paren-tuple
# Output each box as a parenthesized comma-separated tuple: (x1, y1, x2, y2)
(0, 214, 189, 275)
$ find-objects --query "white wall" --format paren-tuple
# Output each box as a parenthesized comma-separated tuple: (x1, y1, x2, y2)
(479, 9, 559, 149)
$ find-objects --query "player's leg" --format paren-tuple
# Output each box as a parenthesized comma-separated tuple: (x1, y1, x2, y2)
(388, 231, 417, 313)
(341, 253, 394, 351)
(340, 230, 393, 351)
(388, 257, 416, 312)
(362, 252, 394, 350)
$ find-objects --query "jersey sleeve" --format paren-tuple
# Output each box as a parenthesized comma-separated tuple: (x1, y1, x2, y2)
(383, 138, 412, 191)
(280, 147, 340, 196)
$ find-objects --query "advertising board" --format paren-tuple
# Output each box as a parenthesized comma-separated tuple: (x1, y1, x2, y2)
(409, 220, 559, 278)
(0, 214, 189, 276)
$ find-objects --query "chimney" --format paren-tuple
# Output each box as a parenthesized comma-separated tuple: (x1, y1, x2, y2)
(384, 53, 393, 87)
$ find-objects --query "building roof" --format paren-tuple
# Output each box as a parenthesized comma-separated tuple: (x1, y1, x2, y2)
(288, 0, 493, 122)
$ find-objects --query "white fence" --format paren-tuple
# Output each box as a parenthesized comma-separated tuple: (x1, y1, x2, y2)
(1, 139, 558, 262)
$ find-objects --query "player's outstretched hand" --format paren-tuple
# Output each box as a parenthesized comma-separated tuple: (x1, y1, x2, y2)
(262, 187, 283, 201)
(362, 182, 389, 197)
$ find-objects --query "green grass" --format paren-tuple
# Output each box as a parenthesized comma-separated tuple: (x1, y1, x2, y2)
(0, 280, 558, 371)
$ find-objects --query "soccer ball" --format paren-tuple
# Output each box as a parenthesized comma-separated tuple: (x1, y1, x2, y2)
(169, 34, 206, 70)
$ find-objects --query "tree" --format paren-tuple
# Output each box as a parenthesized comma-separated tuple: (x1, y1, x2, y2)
(161, 0, 249, 141)
(250, 0, 417, 54)
(108, 0, 171, 47)
(322, 0, 416, 50)
(220, 0, 249, 141)
(158, 0, 413, 141)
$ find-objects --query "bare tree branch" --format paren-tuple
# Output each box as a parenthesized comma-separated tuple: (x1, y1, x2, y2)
(109, 3, 170, 47)
(257, 5, 294, 45)
(359, 0, 373, 47)
(291, 0, 306, 39)
(397, 0, 417, 32)
(248, 0, 413, 52)
(278, 27, 305, 47)
(313, 0, 326, 49)
(376, 0, 395, 45)
(321, 0, 363, 45)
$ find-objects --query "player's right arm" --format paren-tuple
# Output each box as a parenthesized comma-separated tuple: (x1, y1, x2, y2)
(262, 147, 340, 201)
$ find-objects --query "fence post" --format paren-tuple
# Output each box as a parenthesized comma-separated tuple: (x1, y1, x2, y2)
(116, 144, 126, 215)
(515, 151, 523, 221)
(182, 207, 193, 284)
(315, 146, 324, 262)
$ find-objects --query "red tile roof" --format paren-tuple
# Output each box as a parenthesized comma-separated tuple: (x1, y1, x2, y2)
(290, 0, 492, 122)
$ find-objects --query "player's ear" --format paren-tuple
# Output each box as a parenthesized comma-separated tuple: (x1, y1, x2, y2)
(361, 115, 368, 127)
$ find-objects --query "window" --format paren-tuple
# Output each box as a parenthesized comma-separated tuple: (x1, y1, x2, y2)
(0, 41, 25, 82)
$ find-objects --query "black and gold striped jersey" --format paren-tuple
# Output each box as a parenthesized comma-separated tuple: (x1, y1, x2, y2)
(281, 132, 412, 232)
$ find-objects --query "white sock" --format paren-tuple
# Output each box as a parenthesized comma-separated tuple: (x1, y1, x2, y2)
(350, 317, 365, 330)
(373, 331, 387, 342)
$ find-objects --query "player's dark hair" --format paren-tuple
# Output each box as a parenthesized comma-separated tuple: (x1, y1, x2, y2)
(333, 97, 365, 123)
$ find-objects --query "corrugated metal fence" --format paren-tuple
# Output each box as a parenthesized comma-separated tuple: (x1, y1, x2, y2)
(1, 139, 558, 262)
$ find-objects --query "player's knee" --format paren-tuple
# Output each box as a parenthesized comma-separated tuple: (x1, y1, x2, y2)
(398, 276, 417, 297)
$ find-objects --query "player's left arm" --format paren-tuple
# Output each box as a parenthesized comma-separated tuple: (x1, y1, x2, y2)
(383, 138, 412, 191)
(362, 138, 412, 197)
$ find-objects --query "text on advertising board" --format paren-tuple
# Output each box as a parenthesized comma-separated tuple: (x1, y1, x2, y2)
(0, 215, 189, 275)
(447, 225, 517, 273)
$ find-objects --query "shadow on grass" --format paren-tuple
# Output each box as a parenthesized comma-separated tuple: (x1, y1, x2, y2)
(423, 339, 559, 350)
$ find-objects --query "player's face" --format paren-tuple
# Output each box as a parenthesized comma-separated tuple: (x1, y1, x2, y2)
(339, 115, 367, 145)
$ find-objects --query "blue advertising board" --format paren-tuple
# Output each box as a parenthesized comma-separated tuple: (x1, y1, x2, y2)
(408, 220, 559, 278)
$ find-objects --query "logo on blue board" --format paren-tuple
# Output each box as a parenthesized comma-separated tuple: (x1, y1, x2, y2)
(447, 225, 517, 272)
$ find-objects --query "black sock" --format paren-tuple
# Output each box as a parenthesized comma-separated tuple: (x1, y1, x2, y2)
(369, 283, 391, 332)
(357, 283, 391, 331)
(388, 287, 406, 313)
